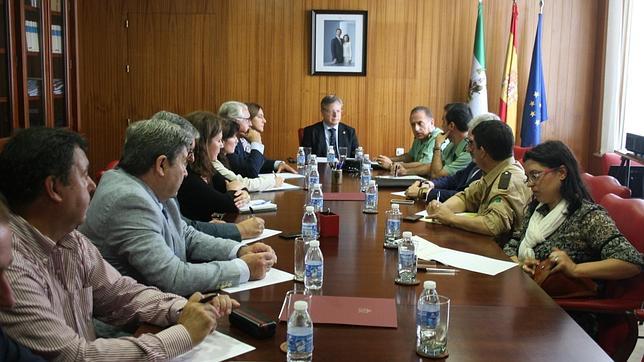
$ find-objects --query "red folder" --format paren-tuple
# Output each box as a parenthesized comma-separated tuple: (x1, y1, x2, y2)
(279, 295, 397, 328)
(323, 192, 366, 201)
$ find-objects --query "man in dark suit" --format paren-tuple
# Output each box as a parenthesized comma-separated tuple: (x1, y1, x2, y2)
(330, 28, 344, 64)
(301, 94, 359, 158)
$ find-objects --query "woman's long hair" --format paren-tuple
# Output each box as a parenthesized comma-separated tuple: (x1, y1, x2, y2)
(217, 118, 240, 169)
(523, 140, 592, 213)
(185, 111, 223, 182)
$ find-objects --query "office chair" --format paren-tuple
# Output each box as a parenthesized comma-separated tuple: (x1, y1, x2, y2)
(581, 173, 631, 203)
(556, 193, 644, 361)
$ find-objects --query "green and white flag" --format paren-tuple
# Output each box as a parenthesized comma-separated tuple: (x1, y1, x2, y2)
(468, 0, 488, 116)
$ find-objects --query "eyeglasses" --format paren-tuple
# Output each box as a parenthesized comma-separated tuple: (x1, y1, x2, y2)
(525, 168, 557, 185)
(236, 117, 250, 123)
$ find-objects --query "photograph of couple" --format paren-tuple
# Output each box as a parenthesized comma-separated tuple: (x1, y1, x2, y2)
(325, 23, 354, 66)
(329, 27, 353, 65)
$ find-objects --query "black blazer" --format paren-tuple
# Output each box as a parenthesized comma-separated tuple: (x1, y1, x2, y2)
(301, 121, 359, 158)
(226, 142, 275, 178)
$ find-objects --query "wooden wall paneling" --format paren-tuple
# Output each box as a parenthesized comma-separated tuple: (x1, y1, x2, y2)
(78, 0, 127, 177)
(79, 0, 607, 177)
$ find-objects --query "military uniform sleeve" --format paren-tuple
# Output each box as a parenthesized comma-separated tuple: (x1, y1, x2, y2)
(478, 173, 528, 237)
(456, 179, 485, 212)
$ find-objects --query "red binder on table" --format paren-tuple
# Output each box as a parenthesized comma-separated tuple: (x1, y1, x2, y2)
(278, 295, 397, 328)
(323, 192, 365, 201)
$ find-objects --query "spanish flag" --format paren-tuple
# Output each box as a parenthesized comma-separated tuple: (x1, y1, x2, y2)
(499, 1, 519, 133)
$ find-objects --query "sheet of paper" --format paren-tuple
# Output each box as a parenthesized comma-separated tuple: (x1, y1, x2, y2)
(172, 331, 255, 362)
(222, 268, 294, 294)
(413, 236, 517, 276)
(238, 201, 277, 213)
(261, 182, 300, 192)
(259, 173, 305, 180)
(391, 191, 406, 197)
(377, 175, 426, 180)
(415, 211, 477, 223)
(240, 228, 282, 245)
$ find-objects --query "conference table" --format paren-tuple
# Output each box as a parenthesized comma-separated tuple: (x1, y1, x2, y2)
(213, 164, 610, 361)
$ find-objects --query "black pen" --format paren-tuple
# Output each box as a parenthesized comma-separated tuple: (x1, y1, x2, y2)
(178, 293, 219, 312)
(248, 206, 256, 218)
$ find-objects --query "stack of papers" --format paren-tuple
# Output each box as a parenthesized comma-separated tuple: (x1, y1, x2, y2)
(261, 182, 300, 192)
(239, 200, 277, 214)
(375, 175, 426, 187)
(413, 236, 516, 276)
(414, 210, 476, 224)
(222, 268, 294, 294)
(259, 173, 305, 180)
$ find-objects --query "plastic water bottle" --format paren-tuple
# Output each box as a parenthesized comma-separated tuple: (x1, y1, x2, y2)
(287, 300, 314, 362)
(384, 203, 402, 247)
(307, 156, 319, 189)
(360, 161, 371, 192)
(310, 183, 324, 212)
(416, 281, 442, 357)
(296, 147, 306, 169)
(397, 231, 416, 281)
(326, 146, 336, 164)
(304, 239, 323, 290)
(301, 206, 318, 240)
(363, 180, 378, 212)
(355, 146, 364, 163)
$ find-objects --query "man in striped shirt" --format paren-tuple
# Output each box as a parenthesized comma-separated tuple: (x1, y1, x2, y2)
(0, 128, 237, 360)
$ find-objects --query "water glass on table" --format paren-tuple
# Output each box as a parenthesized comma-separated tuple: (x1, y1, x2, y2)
(293, 237, 309, 282)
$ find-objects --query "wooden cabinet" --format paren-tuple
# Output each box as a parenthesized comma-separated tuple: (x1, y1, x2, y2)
(0, 0, 78, 141)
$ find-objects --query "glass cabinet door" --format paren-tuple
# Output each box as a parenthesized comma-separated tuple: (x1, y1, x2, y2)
(24, 0, 44, 127)
(50, 0, 66, 127)
(0, 0, 12, 137)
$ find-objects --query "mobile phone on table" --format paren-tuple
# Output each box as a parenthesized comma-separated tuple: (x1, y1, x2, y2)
(391, 199, 415, 205)
(403, 215, 423, 222)
(279, 232, 302, 239)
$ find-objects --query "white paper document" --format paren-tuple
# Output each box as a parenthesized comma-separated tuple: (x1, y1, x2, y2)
(391, 191, 407, 197)
(413, 236, 517, 276)
(172, 331, 255, 361)
(238, 200, 277, 214)
(259, 172, 305, 180)
(261, 182, 300, 192)
(222, 268, 294, 294)
(240, 228, 282, 245)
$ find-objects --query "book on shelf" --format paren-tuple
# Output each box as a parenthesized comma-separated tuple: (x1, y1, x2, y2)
(27, 78, 40, 97)
(53, 79, 64, 95)
(26, 21, 40, 52)
(51, 0, 62, 12)
(51, 25, 63, 54)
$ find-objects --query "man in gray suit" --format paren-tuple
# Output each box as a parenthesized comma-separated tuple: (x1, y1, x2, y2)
(80, 118, 277, 296)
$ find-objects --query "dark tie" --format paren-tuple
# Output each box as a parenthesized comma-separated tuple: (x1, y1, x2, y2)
(328, 128, 338, 155)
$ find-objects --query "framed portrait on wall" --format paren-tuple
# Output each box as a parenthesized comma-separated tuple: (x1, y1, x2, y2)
(311, 10, 368, 76)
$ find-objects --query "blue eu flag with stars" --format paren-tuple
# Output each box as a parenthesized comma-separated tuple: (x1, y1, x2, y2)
(520, 13, 548, 147)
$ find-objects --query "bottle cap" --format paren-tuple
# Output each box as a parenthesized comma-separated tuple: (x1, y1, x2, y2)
(294, 300, 308, 311)
(369, 180, 376, 185)
(309, 239, 320, 247)
(402, 231, 412, 238)
(306, 206, 314, 212)
(391, 203, 400, 210)
(424, 280, 436, 290)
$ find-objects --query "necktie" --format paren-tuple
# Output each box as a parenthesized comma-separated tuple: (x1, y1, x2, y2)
(328, 128, 338, 155)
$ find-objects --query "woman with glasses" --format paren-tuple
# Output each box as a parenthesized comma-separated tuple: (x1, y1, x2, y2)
(177, 111, 250, 221)
(503, 140, 641, 282)
(214, 118, 284, 191)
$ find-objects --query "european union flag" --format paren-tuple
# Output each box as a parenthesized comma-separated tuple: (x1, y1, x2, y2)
(520, 13, 548, 147)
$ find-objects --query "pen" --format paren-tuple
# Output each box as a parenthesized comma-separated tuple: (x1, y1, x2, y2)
(178, 293, 219, 312)
(248, 206, 256, 218)
(436, 191, 441, 202)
